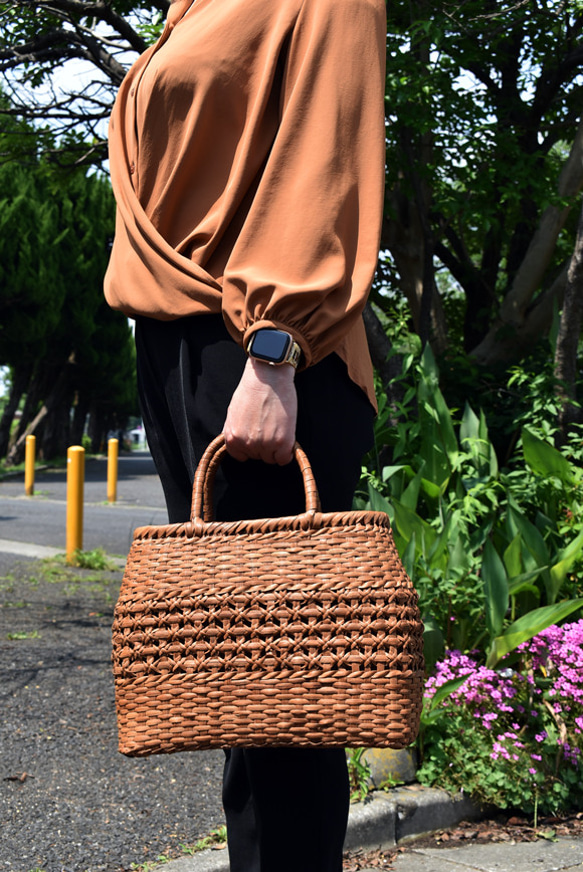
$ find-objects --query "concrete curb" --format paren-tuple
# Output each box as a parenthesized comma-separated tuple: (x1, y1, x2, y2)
(153, 785, 481, 872)
(0, 538, 127, 568)
(0, 538, 63, 559)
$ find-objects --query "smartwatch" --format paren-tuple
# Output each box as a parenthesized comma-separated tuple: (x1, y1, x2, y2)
(247, 329, 302, 369)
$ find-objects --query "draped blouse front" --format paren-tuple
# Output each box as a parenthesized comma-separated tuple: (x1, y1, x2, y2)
(104, 0, 387, 406)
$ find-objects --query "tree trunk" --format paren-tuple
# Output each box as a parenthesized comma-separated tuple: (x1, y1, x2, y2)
(6, 360, 74, 466)
(471, 266, 568, 366)
(88, 404, 107, 455)
(41, 388, 73, 460)
(554, 199, 583, 443)
(9, 365, 47, 449)
(500, 114, 583, 327)
(383, 190, 449, 355)
(70, 392, 90, 447)
(471, 114, 583, 365)
(0, 363, 31, 459)
(363, 302, 406, 415)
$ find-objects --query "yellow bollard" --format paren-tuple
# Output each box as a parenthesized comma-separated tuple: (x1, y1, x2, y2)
(107, 438, 119, 504)
(66, 445, 85, 563)
(24, 435, 36, 496)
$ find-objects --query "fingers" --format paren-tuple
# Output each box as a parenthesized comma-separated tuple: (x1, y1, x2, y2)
(223, 426, 295, 465)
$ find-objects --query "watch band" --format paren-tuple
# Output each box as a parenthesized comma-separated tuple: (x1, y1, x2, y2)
(281, 339, 302, 369)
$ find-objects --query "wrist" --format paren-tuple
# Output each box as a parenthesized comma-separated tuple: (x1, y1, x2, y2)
(246, 356, 296, 381)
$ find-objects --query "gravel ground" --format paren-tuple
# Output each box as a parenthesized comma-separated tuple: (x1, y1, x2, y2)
(5, 549, 583, 872)
(0, 553, 225, 872)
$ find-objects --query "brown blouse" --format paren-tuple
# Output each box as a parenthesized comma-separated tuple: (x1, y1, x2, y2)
(104, 0, 387, 406)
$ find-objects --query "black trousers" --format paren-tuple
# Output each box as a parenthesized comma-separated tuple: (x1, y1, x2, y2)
(134, 314, 374, 872)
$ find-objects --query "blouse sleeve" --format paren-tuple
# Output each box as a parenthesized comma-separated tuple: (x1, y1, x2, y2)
(221, 0, 387, 368)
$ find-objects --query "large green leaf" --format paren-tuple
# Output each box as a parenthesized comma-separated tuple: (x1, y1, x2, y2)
(422, 616, 444, 675)
(506, 502, 552, 599)
(417, 346, 457, 488)
(508, 568, 545, 598)
(522, 428, 574, 485)
(482, 539, 509, 639)
(486, 598, 583, 667)
(367, 481, 394, 520)
(448, 530, 472, 575)
(460, 404, 498, 478)
(507, 503, 548, 568)
(421, 675, 469, 725)
(503, 534, 522, 578)
(382, 464, 415, 501)
(418, 415, 453, 490)
(420, 477, 443, 501)
(549, 527, 583, 602)
(460, 402, 480, 443)
(392, 500, 438, 558)
(401, 466, 424, 511)
(427, 515, 458, 570)
(402, 533, 417, 580)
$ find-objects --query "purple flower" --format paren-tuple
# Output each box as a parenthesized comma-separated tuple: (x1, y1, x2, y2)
(426, 622, 583, 785)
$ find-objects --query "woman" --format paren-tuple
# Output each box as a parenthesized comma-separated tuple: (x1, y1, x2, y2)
(105, 0, 386, 868)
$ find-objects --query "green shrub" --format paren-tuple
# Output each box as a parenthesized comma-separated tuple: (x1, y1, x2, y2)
(357, 343, 583, 668)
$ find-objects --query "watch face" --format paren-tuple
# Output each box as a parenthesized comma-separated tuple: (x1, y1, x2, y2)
(250, 330, 291, 363)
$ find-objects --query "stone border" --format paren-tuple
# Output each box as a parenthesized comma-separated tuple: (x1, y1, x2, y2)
(154, 785, 481, 872)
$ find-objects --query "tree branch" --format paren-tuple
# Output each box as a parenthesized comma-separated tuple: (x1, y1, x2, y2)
(500, 112, 583, 325)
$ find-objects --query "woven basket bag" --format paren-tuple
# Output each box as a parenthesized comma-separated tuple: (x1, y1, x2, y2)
(112, 434, 425, 756)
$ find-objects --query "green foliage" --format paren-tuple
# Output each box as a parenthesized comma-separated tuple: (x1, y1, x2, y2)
(65, 548, 118, 571)
(0, 100, 138, 459)
(346, 748, 372, 803)
(135, 10, 165, 44)
(380, 0, 583, 358)
(180, 825, 227, 854)
(6, 629, 41, 640)
(357, 342, 583, 667)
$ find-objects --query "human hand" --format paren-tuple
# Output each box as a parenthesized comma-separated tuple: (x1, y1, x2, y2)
(223, 357, 298, 464)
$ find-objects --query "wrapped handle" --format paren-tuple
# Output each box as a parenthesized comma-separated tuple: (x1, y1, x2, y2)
(191, 434, 321, 522)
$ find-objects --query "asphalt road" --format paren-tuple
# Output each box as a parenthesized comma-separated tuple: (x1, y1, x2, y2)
(0, 452, 169, 557)
(0, 455, 227, 872)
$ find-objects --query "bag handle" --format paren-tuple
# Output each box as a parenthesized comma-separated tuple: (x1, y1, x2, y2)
(191, 433, 321, 523)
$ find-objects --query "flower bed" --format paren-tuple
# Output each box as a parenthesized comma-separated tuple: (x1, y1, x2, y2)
(417, 621, 583, 817)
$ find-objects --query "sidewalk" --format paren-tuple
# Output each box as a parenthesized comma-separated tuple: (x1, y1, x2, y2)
(155, 788, 583, 872)
(162, 836, 583, 872)
(155, 790, 583, 872)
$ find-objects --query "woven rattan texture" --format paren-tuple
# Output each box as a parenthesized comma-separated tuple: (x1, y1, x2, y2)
(112, 510, 424, 756)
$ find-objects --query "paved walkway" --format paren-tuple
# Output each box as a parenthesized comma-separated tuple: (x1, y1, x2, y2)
(0, 451, 167, 557)
(154, 831, 583, 872)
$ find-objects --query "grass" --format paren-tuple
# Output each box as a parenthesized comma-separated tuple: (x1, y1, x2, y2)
(32, 555, 120, 602)
(346, 748, 372, 802)
(65, 548, 118, 571)
(0, 573, 16, 593)
(128, 826, 227, 871)
(0, 455, 68, 477)
(130, 857, 169, 871)
(180, 824, 227, 854)
(7, 630, 41, 640)
(0, 556, 121, 604)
